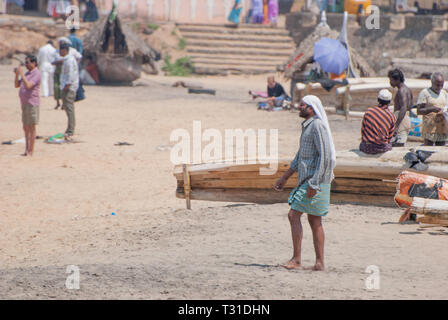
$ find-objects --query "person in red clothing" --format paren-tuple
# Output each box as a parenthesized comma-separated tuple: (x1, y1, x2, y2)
(360, 89, 396, 154)
(80, 55, 99, 85)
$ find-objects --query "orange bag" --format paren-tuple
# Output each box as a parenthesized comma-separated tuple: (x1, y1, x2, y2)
(394, 170, 448, 208)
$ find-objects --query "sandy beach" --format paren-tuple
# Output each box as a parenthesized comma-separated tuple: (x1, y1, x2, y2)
(1, 64, 447, 300)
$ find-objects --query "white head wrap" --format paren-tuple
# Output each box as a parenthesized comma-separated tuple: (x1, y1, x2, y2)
(301, 95, 337, 167)
(58, 37, 72, 45)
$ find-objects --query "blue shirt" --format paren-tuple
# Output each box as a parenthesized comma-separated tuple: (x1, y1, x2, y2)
(68, 34, 83, 55)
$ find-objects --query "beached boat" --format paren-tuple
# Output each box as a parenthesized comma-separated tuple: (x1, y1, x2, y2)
(294, 78, 448, 112)
(173, 148, 448, 208)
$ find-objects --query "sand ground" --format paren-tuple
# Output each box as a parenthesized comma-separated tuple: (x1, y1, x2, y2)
(1, 65, 447, 299)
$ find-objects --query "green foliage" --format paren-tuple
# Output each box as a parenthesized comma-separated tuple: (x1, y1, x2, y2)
(147, 23, 159, 31)
(162, 55, 194, 77)
(178, 38, 186, 50)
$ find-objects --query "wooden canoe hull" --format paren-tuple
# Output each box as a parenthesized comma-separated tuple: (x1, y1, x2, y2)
(97, 54, 142, 83)
(173, 148, 448, 207)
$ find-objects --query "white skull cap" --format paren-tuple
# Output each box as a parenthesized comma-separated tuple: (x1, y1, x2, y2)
(378, 89, 392, 101)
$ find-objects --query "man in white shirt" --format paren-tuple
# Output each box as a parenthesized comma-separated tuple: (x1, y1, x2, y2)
(37, 40, 57, 97)
(52, 37, 82, 109)
(59, 43, 79, 139)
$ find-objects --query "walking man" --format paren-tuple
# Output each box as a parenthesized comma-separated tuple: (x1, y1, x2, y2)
(274, 95, 336, 271)
(59, 43, 79, 139)
(14, 55, 41, 156)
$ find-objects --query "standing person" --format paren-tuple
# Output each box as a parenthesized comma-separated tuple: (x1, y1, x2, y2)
(14, 55, 41, 156)
(252, 0, 264, 23)
(359, 89, 396, 154)
(417, 72, 448, 146)
(262, 0, 270, 24)
(268, 0, 279, 26)
(274, 95, 336, 272)
(37, 40, 56, 97)
(53, 37, 82, 110)
(227, 0, 243, 26)
(68, 28, 83, 55)
(68, 28, 86, 101)
(83, 0, 99, 22)
(388, 69, 413, 147)
(59, 43, 79, 140)
(0, 0, 7, 14)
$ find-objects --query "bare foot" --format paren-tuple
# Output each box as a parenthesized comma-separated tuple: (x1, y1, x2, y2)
(305, 263, 325, 271)
(21, 152, 28, 157)
(281, 259, 302, 270)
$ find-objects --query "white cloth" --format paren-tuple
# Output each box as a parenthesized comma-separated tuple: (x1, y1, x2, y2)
(302, 95, 337, 168)
(61, 54, 79, 92)
(0, 0, 7, 14)
(53, 47, 82, 65)
(80, 69, 96, 85)
(41, 71, 54, 97)
(37, 43, 56, 73)
(47, 0, 71, 16)
(58, 37, 72, 45)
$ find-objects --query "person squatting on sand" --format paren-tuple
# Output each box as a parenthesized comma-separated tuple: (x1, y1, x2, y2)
(14, 55, 41, 156)
(359, 89, 396, 155)
(274, 95, 336, 271)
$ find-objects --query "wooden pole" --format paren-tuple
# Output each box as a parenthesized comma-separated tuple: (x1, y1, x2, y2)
(175, 188, 395, 207)
(183, 164, 191, 210)
(343, 84, 351, 120)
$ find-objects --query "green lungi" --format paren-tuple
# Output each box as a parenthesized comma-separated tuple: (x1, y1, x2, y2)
(288, 182, 331, 216)
(54, 65, 62, 100)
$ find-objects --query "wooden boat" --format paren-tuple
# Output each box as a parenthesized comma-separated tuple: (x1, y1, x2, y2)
(294, 78, 448, 112)
(173, 148, 448, 209)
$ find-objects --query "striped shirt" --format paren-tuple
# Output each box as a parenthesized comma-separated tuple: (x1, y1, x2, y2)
(290, 116, 335, 191)
(361, 105, 396, 145)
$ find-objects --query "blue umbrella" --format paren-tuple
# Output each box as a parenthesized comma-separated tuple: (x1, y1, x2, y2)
(313, 38, 349, 75)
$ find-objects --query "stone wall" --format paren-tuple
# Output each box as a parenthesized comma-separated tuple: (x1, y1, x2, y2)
(285, 12, 448, 77)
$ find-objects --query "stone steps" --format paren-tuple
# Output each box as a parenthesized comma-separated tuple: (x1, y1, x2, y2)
(188, 53, 286, 62)
(181, 32, 294, 44)
(191, 58, 281, 68)
(187, 46, 292, 57)
(186, 40, 294, 50)
(177, 23, 295, 75)
(178, 24, 291, 37)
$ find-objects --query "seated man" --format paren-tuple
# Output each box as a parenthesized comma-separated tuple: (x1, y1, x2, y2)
(416, 72, 448, 146)
(359, 89, 396, 154)
(266, 76, 288, 108)
(80, 55, 99, 85)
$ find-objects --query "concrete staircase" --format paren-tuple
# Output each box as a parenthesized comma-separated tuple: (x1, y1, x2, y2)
(177, 23, 296, 76)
